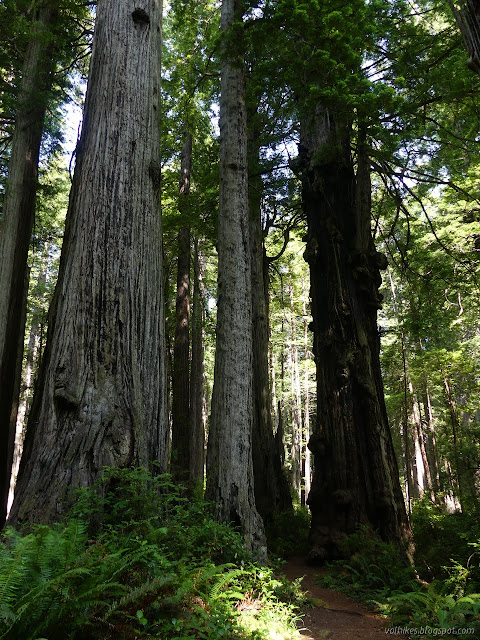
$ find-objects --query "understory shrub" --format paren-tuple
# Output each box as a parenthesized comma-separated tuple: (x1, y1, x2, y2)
(0, 467, 303, 640)
(265, 507, 311, 558)
(314, 520, 480, 637)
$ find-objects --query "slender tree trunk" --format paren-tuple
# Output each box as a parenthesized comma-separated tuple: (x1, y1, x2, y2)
(302, 277, 312, 507)
(0, 5, 59, 529)
(299, 111, 412, 562)
(7, 254, 48, 514)
(9, 0, 166, 524)
(190, 237, 206, 488)
(423, 381, 441, 498)
(289, 280, 302, 502)
(248, 120, 292, 523)
(206, 0, 266, 558)
(171, 134, 192, 485)
(410, 381, 434, 501)
(443, 372, 464, 510)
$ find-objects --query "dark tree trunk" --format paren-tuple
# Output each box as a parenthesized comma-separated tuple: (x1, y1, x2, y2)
(171, 134, 192, 485)
(9, 0, 166, 525)
(447, 0, 480, 74)
(190, 237, 206, 489)
(299, 108, 413, 563)
(8, 255, 47, 513)
(248, 124, 292, 523)
(0, 5, 59, 529)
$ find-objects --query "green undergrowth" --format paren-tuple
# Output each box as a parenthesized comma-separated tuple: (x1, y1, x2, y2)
(265, 506, 311, 558)
(0, 468, 306, 640)
(314, 512, 480, 637)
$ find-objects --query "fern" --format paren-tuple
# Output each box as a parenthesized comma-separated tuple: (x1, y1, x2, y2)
(209, 568, 248, 602)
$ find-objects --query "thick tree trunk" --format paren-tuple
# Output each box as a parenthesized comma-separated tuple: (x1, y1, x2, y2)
(206, 0, 266, 558)
(0, 5, 58, 529)
(9, 0, 166, 525)
(171, 134, 192, 485)
(300, 109, 412, 563)
(190, 237, 206, 488)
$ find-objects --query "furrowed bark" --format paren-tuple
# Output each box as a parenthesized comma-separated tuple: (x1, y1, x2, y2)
(9, 0, 166, 524)
(300, 110, 413, 563)
(0, 5, 59, 529)
(206, 0, 266, 559)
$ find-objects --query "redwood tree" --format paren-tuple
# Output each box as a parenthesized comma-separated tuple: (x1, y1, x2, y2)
(206, 0, 266, 557)
(300, 109, 412, 562)
(0, 3, 61, 529)
(9, 0, 167, 524)
(171, 134, 192, 485)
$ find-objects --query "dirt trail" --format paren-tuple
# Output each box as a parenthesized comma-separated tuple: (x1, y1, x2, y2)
(282, 556, 399, 639)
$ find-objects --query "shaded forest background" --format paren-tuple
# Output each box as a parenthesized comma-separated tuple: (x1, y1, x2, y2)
(2, 0, 480, 637)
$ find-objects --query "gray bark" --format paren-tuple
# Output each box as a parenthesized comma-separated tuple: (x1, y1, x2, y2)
(9, 0, 166, 524)
(206, 0, 266, 559)
(0, 5, 58, 529)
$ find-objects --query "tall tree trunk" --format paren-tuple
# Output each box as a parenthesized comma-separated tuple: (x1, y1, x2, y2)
(410, 381, 434, 501)
(302, 276, 312, 507)
(289, 279, 302, 503)
(9, 0, 166, 524)
(206, 0, 266, 558)
(300, 111, 412, 562)
(190, 237, 206, 489)
(423, 381, 441, 498)
(8, 254, 48, 514)
(443, 372, 464, 510)
(171, 134, 192, 485)
(248, 120, 292, 523)
(0, 5, 58, 529)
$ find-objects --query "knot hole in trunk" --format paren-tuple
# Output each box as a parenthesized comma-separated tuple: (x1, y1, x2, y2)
(132, 8, 150, 25)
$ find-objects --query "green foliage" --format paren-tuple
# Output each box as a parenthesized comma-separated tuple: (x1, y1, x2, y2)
(265, 507, 311, 558)
(315, 521, 480, 635)
(315, 527, 417, 602)
(0, 468, 304, 640)
(411, 500, 480, 587)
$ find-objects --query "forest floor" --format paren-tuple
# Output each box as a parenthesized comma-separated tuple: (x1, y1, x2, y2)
(282, 557, 400, 639)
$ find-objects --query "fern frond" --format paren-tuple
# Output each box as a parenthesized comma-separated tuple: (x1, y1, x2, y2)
(104, 572, 176, 620)
(209, 568, 248, 601)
